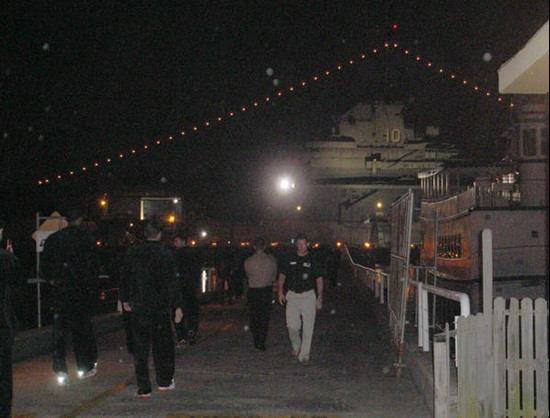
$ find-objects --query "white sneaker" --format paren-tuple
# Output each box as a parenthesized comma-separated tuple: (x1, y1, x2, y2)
(136, 389, 152, 399)
(77, 363, 97, 380)
(56, 372, 68, 387)
(157, 379, 176, 392)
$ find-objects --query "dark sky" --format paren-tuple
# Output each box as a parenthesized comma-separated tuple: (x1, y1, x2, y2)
(1, 1, 548, 220)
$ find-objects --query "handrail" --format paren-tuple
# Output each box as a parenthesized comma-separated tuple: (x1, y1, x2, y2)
(346, 243, 471, 353)
(344, 244, 389, 276)
(409, 279, 470, 317)
(409, 273, 470, 352)
(344, 244, 388, 304)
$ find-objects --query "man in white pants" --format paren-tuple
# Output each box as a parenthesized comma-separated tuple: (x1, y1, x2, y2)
(278, 233, 324, 365)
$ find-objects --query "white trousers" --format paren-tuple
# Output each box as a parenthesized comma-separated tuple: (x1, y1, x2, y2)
(285, 290, 316, 361)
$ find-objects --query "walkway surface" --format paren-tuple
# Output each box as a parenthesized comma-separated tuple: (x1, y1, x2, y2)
(12, 266, 430, 417)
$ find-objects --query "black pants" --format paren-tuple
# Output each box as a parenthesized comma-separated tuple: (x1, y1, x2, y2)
(52, 305, 97, 374)
(175, 285, 199, 342)
(131, 309, 175, 392)
(248, 286, 272, 346)
(0, 331, 13, 418)
(122, 309, 134, 355)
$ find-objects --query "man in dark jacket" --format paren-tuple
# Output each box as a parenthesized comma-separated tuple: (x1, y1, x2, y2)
(0, 218, 22, 417)
(121, 220, 183, 398)
(41, 209, 99, 386)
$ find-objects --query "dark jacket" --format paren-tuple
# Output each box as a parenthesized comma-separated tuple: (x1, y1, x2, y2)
(0, 249, 22, 335)
(120, 241, 182, 313)
(40, 225, 98, 307)
(173, 247, 202, 291)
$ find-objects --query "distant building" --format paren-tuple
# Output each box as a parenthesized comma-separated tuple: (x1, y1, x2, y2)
(305, 102, 458, 246)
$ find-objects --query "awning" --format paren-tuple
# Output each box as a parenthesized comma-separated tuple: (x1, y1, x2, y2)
(498, 21, 549, 94)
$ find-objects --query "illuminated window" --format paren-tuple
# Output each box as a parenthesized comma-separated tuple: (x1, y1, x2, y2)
(502, 173, 516, 184)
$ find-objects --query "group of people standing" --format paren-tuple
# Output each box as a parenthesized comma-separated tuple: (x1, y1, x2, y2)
(0, 208, 331, 412)
(41, 213, 202, 399)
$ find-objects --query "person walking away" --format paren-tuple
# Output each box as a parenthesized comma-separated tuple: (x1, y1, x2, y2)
(120, 220, 183, 398)
(41, 208, 99, 386)
(0, 218, 23, 417)
(172, 233, 201, 346)
(277, 233, 324, 365)
(244, 237, 277, 351)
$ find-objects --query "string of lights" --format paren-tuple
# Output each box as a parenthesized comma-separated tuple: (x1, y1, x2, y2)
(37, 41, 514, 186)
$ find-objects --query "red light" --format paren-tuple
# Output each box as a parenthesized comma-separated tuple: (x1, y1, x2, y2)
(392, 23, 398, 30)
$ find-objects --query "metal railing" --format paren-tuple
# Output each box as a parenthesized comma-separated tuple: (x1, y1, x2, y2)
(344, 245, 471, 354)
(344, 245, 388, 304)
(409, 268, 470, 352)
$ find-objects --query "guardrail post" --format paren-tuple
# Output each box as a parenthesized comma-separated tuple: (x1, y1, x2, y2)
(417, 282, 423, 347)
(482, 228, 493, 321)
(421, 286, 430, 352)
(374, 272, 380, 299)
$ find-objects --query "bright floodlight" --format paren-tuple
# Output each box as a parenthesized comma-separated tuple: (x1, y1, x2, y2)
(278, 177, 295, 191)
(200, 230, 207, 238)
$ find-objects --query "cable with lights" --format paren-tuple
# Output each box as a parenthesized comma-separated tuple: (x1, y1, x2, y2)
(37, 40, 514, 186)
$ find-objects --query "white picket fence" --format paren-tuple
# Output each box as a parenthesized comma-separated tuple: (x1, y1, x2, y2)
(435, 297, 549, 417)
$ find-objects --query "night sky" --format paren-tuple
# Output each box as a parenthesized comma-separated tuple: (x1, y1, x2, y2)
(1, 1, 548, 221)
